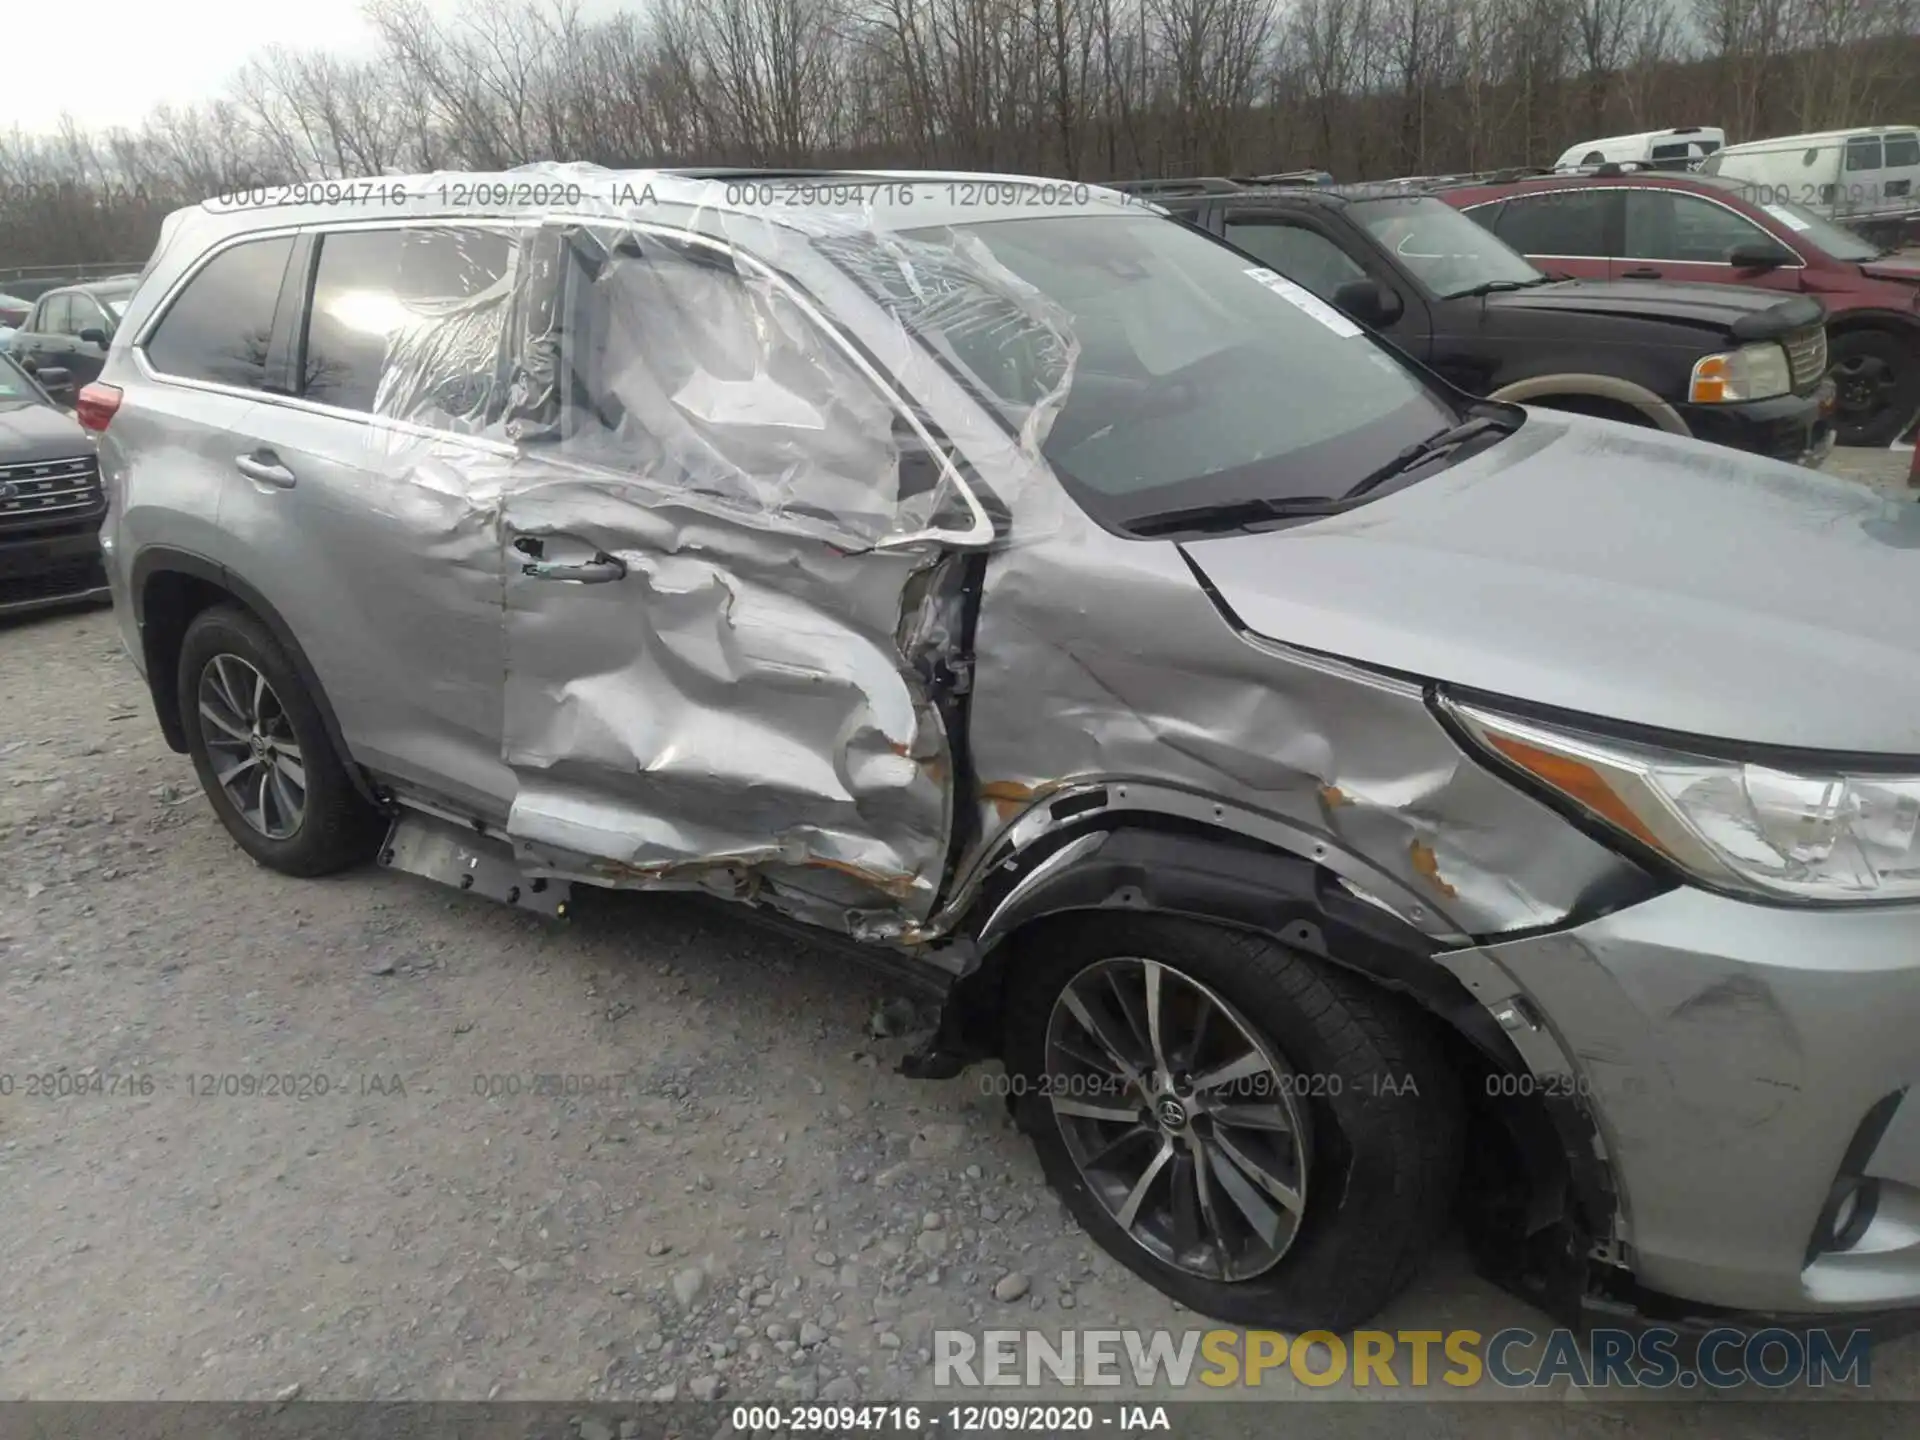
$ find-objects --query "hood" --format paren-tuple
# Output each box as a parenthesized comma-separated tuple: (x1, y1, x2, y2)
(1488, 279, 1822, 338)
(1860, 254, 1920, 286)
(1181, 411, 1920, 755)
(0, 400, 90, 463)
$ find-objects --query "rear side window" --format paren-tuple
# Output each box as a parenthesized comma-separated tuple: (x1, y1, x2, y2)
(34, 294, 70, 333)
(144, 236, 294, 390)
(1845, 137, 1883, 172)
(300, 226, 516, 421)
(1494, 192, 1610, 257)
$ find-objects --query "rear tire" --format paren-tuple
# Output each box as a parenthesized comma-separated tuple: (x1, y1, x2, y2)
(177, 605, 384, 877)
(1004, 913, 1462, 1330)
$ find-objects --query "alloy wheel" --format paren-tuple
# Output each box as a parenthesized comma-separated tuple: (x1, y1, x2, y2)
(1044, 957, 1310, 1282)
(196, 653, 306, 840)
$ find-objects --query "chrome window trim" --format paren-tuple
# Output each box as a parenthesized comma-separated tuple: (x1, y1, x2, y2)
(1460, 188, 1810, 269)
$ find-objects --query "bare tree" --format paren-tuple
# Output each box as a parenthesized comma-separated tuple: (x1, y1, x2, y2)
(2, 0, 1918, 271)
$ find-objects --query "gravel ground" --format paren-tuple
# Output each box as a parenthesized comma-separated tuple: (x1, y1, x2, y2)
(2, 447, 1916, 1415)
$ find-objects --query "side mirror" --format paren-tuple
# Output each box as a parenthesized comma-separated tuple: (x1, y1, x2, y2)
(78, 327, 109, 348)
(1727, 241, 1794, 271)
(1332, 278, 1404, 327)
(35, 366, 72, 391)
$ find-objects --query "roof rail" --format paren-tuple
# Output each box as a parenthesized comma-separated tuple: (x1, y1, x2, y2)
(1375, 165, 1555, 189)
(1231, 169, 1334, 187)
(665, 167, 847, 180)
(1107, 177, 1246, 196)
(1551, 160, 1649, 178)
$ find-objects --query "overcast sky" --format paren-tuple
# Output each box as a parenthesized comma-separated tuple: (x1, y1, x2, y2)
(2, 1, 390, 132)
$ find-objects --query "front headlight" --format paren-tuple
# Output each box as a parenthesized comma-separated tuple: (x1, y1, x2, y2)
(1448, 701, 1920, 903)
(1689, 341, 1791, 403)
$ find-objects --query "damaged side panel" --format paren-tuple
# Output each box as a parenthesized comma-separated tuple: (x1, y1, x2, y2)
(484, 218, 976, 937)
(954, 513, 1648, 939)
(499, 483, 952, 931)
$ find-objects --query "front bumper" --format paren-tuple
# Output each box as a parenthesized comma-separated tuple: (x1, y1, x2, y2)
(1471, 886, 1920, 1317)
(0, 521, 109, 618)
(1678, 382, 1835, 467)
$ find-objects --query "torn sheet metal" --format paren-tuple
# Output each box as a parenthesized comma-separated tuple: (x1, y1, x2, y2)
(287, 167, 1090, 936)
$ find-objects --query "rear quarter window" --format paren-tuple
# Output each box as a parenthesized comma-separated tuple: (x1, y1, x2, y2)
(144, 236, 296, 390)
(1494, 192, 1608, 256)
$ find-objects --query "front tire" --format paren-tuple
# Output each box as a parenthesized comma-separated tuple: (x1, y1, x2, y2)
(1829, 329, 1920, 448)
(1005, 914, 1462, 1330)
(177, 605, 384, 877)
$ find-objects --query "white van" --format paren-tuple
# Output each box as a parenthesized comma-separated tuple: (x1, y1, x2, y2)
(1552, 126, 1724, 171)
(1702, 126, 1920, 226)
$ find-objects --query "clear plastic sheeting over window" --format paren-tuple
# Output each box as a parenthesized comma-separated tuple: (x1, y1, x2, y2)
(524, 226, 922, 548)
(309, 225, 519, 436)
(808, 224, 1078, 458)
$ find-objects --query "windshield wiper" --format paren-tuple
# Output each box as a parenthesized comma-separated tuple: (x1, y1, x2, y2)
(1345, 414, 1517, 499)
(1129, 494, 1348, 537)
(1447, 277, 1552, 299)
(1128, 415, 1518, 536)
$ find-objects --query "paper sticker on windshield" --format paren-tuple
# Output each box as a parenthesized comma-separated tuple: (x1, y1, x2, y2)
(1759, 203, 1811, 232)
(1243, 266, 1363, 338)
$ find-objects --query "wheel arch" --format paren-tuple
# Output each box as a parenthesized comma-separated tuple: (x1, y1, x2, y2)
(1824, 308, 1920, 342)
(131, 547, 379, 806)
(940, 813, 1517, 1072)
(1488, 373, 1689, 435)
(912, 808, 1622, 1324)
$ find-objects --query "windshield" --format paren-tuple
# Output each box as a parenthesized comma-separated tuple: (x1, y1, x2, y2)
(1751, 199, 1883, 261)
(856, 212, 1458, 527)
(1350, 196, 1545, 297)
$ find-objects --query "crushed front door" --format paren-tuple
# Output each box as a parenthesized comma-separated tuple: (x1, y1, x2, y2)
(495, 223, 965, 938)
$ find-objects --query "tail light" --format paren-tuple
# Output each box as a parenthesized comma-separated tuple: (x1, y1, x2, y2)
(1908, 441, 1919, 488)
(0, 307, 26, 328)
(75, 382, 123, 433)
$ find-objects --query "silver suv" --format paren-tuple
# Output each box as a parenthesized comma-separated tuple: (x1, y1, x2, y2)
(87, 165, 1920, 1334)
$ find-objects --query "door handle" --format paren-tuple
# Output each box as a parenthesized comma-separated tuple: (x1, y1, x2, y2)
(1620, 267, 1663, 279)
(235, 452, 297, 488)
(521, 553, 627, 584)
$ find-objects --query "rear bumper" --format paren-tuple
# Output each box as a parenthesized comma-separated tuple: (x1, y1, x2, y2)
(1678, 383, 1835, 466)
(0, 520, 108, 617)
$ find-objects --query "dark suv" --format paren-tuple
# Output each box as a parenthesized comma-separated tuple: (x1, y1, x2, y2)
(1436, 169, 1920, 446)
(1127, 178, 1837, 466)
(0, 351, 108, 616)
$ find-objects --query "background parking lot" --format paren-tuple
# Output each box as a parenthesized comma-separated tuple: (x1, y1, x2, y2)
(2, 447, 1916, 1411)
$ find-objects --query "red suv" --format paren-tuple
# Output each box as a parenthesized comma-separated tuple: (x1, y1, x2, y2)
(1440, 171, 1920, 445)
